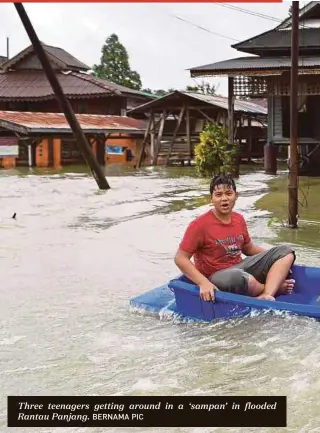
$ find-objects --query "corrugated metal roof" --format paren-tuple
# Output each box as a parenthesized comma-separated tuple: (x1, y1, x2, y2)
(183, 92, 267, 114)
(0, 110, 147, 134)
(190, 55, 320, 76)
(128, 90, 267, 115)
(275, 1, 320, 30)
(0, 70, 152, 100)
(233, 28, 320, 54)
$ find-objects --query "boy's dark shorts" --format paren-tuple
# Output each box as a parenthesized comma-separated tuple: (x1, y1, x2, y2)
(209, 245, 295, 295)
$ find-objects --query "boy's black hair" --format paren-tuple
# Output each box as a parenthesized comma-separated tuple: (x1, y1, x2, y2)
(209, 174, 236, 195)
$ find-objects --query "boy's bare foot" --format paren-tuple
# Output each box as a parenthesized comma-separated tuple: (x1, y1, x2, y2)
(278, 279, 295, 295)
(256, 294, 275, 301)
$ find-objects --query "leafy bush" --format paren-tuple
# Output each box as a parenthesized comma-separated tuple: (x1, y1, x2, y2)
(194, 122, 238, 177)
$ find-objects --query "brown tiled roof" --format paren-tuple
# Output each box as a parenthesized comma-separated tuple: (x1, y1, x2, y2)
(1, 43, 90, 72)
(71, 72, 150, 98)
(0, 110, 147, 134)
(0, 70, 150, 100)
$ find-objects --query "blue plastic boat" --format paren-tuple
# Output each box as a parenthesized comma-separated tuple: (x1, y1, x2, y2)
(130, 264, 320, 321)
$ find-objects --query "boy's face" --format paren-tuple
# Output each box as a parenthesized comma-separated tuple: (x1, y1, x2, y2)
(211, 184, 237, 215)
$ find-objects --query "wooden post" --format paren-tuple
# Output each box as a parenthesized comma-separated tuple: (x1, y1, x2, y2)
(228, 76, 239, 177)
(248, 117, 252, 163)
(165, 106, 186, 166)
(96, 134, 106, 166)
(186, 108, 192, 158)
(153, 110, 166, 166)
(136, 113, 152, 168)
(14, 3, 110, 190)
(228, 76, 234, 151)
(288, 1, 299, 228)
(150, 113, 155, 159)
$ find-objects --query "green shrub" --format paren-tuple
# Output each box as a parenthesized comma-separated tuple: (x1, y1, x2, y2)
(194, 122, 238, 177)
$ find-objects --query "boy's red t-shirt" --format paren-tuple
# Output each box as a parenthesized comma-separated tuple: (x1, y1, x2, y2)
(179, 210, 251, 278)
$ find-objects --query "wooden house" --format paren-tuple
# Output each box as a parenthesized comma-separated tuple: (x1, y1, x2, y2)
(0, 43, 153, 114)
(128, 90, 267, 167)
(189, 1, 320, 175)
(0, 43, 153, 168)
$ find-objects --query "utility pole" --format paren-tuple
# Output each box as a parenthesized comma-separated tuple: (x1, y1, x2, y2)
(288, 1, 299, 227)
(14, 3, 110, 190)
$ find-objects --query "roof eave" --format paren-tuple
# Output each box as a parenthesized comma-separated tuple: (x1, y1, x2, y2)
(0, 93, 117, 102)
(190, 65, 320, 78)
(127, 91, 178, 114)
(231, 29, 276, 52)
(26, 128, 146, 134)
(190, 68, 283, 77)
(0, 119, 28, 134)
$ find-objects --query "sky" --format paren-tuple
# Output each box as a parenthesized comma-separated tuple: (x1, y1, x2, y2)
(0, 1, 296, 96)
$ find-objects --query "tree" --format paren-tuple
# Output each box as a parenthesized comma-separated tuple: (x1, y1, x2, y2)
(194, 122, 237, 177)
(92, 34, 142, 90)
(186, 81, 216, 95)
(141, 88, 175, 97)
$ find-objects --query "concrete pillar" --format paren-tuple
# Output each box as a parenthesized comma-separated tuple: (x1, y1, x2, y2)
(36, 139, 49, 167)
(53, 138, 61, 169)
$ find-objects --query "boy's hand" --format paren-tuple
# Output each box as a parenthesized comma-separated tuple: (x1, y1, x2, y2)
(199, 281, 218, 302)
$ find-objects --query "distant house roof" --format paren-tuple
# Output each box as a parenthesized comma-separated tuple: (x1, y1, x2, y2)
(128, 91, 267, 116)
(0, 43, 153, 102)
(275, 1, 320, 30)
(0, 70, 153, 101)
(0, 55, 7, 66)
(1, 43, 90, 72)
(0, 110, 147, 135)
(232, 1, 320, 54)
(189, 2, 320, 79)
(189, 55, 320, 77)
(232, 28, 320, 55)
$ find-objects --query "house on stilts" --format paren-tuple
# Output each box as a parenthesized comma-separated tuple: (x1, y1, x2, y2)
(190, 1, 320, 176)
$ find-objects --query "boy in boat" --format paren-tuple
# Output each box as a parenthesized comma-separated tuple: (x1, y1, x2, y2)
(174, 174, 295, 302)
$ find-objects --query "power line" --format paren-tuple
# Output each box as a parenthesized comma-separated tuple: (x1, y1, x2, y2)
(170, 14, 240, 42)
(215, 3, 282, 23)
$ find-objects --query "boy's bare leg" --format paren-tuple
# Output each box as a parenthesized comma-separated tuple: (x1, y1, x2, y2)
(257, 253, 295, 301)
(247, 275, 264, 297)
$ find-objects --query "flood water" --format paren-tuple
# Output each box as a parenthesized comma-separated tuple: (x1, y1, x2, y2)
(1, 165, 320, 433)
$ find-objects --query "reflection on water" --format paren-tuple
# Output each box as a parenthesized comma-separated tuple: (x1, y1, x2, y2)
(0, 165, 319, 433)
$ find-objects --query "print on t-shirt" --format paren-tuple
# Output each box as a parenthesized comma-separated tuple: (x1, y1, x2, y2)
(216, 234, 244, 258)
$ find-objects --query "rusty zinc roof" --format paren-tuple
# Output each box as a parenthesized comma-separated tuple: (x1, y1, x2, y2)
(128, 90, 267, 115)
(0, 70, 151, 100)
(0, 110, 147, 135)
